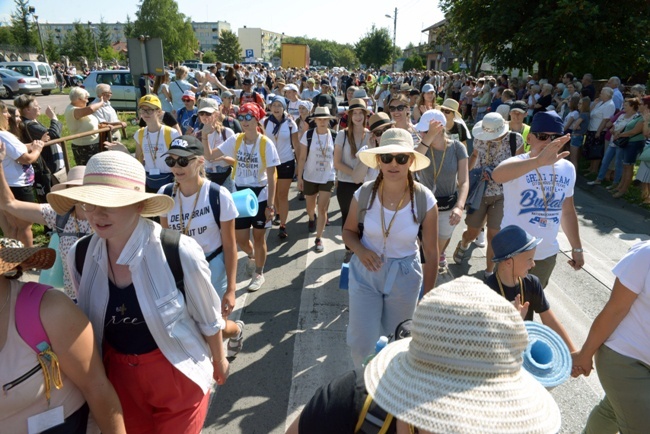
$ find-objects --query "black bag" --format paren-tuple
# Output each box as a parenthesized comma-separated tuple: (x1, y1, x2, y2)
(436, 192, 458, 211)
(145, 172, 175, 192)
(613, 136, 630, 148)
(582, 131, 605, 160)
(32, 155, 59, 203)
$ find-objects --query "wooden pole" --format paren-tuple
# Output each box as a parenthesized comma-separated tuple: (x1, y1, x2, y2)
(44, 126, 113, 172)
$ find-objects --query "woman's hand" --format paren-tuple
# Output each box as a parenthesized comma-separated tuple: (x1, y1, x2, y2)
(297, 178, 304, 191)
(264, 206, 274, 222)
(571, 350, 593, 377)
(448, 206, 463, 226)
(45, 106, 56, 120)
(355, 246, 383, 272)
(221, 290, 236, 317)
(213, 357, 230, 385)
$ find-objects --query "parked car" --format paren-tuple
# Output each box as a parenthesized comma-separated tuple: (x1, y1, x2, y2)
(0, 61, 55, 95)
(0, 69, 42, 98)
(83, 70, 139, 111)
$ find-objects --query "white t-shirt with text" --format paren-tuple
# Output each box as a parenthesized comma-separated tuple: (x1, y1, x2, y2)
(300, 130, 336, 184)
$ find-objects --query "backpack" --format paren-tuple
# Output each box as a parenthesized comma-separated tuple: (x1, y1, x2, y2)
(305, 128, 338, 158)
(136, 125, 174, 154)
(15, 282, 63, 403)
(231, 133, 268, 181)
(75, 228, 186, 296)
(356, 180, 428, 240)
(160, 181, 223, 261)
(55, 206, 88, 238)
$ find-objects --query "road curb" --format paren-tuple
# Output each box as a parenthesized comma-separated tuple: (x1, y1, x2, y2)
(575, 175, 650, 220)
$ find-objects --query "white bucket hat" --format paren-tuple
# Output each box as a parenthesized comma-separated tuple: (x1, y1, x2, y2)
(358, 128, 430, 171)
(414, 109, 447, 132)
(47, 151, 174, 217)
(364, 276, 561, 434)
(472, 112, 510, 141)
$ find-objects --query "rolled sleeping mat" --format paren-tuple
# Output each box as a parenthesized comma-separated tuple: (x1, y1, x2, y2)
(38, 233, 65, 289)
(523, 321, 571, 389)
(231, 188, 259, 218)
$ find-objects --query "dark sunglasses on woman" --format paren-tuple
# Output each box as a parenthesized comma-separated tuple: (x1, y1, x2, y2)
(388, 105, 407, 112)
(533, 133, 562, 141)
(165, 156, 196, 168)
(379, 153, 411, 165)
(237, 113, 255, 122)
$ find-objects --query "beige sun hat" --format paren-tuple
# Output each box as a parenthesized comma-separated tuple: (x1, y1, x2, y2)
(50, 166, 85, 192)
(358, 128, 430, 171)
(0, 238, 55, 275)
(47, 151, 174, 217)
(441, 98, 462, 118)
(472, 112, 510, 141)
(364, 276, 561, 434)
(345, 98, 370, 114)
(311, 106, 336, 119)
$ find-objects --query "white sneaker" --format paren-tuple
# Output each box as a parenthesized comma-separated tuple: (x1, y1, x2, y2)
(245, 257, 256, 276)
(248, 273, 265, 292)
(473, 230, 486, 248)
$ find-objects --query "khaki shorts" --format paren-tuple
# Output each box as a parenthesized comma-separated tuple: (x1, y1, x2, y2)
(465, 194, 504, 230)
(529, 254, 557, 289)
(303, 180, 335, 196)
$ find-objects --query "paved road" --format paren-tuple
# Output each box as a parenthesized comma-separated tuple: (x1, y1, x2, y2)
(201, 179, 650, 434)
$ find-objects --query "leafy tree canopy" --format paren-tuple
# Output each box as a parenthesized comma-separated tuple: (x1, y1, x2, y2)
(10, 0, 38, 49)
(355, 26, 392, 69)
(214, 30, 242, 64)
(283, 36, 358, 69)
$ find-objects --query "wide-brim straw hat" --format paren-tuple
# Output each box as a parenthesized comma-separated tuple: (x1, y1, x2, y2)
(368, 112, 395, 132)
(50, 165, 85, 192)
(0, 238, 55, 275)
(345, 98, 370, 114)
(472, 112, 510, 141)
(358, 128, 430, 171)
(47, 151, 174, 218)
(441, 98, 462, 118)
(311, 106, 336, 119)
(364, 276, 561, 434)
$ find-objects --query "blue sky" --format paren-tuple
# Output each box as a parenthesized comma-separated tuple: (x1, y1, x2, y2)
(0, 0, 444, 49)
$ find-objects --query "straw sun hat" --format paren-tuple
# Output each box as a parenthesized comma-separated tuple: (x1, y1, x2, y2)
(47, 151, 174, 218)
(364, 276, 561, 434)
(358, 128, 430, 171)
(0, 238, 55, 275)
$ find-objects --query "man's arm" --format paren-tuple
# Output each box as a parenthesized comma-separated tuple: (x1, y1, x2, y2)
(492, 137, 569, 184)
(561, 196, 584, 270)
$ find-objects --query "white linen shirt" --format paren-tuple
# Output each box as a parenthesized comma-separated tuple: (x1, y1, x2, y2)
(68, 218, 224, 393)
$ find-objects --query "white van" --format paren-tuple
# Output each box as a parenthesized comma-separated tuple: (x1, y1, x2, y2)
(0, 61, 56, 95)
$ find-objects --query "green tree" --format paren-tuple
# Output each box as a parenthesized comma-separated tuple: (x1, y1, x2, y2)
(202, 51, 216, 64)
(97, 19, 112, 50)
(355, 26, 392, 68)
(132, 0, 197, 62)
(98, 46, 123, 63)
(0, 26, 15, 46)
(439, 0, 650, 79)
(338, 47, 359, 69)
(60, 22, 94, 61)
(44, 32, 60, 63)
(214, 30, 242, 63)
(10, 0, 38, 49)
(403, 54, 425, 71)
(282, 36, 358, 68)
(123, 15, 135, 39)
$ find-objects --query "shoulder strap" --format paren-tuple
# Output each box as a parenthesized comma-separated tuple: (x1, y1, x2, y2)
(509, 132, 517, 156)
(231, 133, 245, 179)
(221, 128, 227, 142)
(54, 206, 74, 236)
(258, 135, 267, 181)
(414, 182, 428, 224)
(163, 126, 173, 145)
(208, 181, 221, 230)
(15, 282, 53, 354)
(160, 228, 184, 296)
(74, 234, 93, 276)
(357, 181, 375, 227)
(137, 127, 145, 149)
(306, 129, 315, 158)
(162, 183, 174, 197)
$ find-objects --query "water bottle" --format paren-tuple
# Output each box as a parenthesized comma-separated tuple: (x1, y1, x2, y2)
(362, 336, 389, 367)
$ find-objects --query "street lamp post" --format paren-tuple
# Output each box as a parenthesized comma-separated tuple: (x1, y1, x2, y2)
(385, 8, 397, 73)
(87, 22, 100, 69)
(27, 6, 47, 62)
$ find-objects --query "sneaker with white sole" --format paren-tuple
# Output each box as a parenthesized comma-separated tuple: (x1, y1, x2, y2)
(248, 273, 265, 292)
(473, 230, 486, 248)
(314, 238, 324, 252)
(227, 320, 245, 358)
(245, 257, 256, 276)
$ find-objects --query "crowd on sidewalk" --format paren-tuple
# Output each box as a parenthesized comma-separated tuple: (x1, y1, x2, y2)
(0, 63, 648, 433)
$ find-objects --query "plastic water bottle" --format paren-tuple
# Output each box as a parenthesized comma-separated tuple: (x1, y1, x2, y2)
(362, 336, 389, 367)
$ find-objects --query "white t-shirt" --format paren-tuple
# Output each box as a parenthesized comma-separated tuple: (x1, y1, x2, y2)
(158, 181, 238, 254)
(300, 130, 336, 184)
(0, 131, 33, 187)
(170, 80, 192, 112)
(355, 186, 436, 258)
(263, 117, 298, 163)
(564, 110, 579, 130)
(335, 130, 370, 183)
(287, 100, 301, 119)
(606, 240, 650, 365)
(133, 126, 181, 174)
(218, 134, 280, 202)
(501, 154, 576, 260)
(356, 145, 380, 183)
(588, 99, 615, 131)
(205, 127, 235, 172)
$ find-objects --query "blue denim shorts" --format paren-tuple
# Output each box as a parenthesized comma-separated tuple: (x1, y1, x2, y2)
(570, 135, 584, 148)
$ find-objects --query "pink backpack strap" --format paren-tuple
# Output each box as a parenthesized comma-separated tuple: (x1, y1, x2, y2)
(15, 282, 53, 354)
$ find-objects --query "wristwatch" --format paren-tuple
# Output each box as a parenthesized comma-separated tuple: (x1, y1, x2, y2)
(572, 248, 584, 253)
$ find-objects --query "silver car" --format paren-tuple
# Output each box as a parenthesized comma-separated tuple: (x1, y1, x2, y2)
(0, 69, 42, 98)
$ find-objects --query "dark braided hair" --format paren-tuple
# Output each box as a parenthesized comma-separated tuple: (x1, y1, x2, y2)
(368, 170, 383, 211)
(407, 171, 418, 223)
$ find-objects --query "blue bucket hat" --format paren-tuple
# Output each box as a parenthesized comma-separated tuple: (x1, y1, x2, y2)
(530, 111, 564, 134)
(492, 225, 542, 263)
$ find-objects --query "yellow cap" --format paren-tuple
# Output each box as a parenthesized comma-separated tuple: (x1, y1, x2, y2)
(139, 94, 161, 109)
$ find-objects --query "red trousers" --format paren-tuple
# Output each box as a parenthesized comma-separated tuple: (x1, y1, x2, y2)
(104, 345, 210, 434)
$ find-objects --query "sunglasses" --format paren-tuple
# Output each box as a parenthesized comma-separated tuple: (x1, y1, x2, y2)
(440, 108, 454, 115)
(164, 156, 197, 168)
(373, 126, 392, 137)
(533, 133, 562, 141)
(198, 111, 212, 117)
(388, 105, 407, 112)
(237, 113, 255, 122)
(379, 153, 411, 165)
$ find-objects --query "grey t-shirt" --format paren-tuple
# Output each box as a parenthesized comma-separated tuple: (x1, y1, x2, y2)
(417, 139, 468, 197)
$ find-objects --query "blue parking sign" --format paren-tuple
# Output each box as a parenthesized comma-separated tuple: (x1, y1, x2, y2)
(245, 49, 254, 58)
